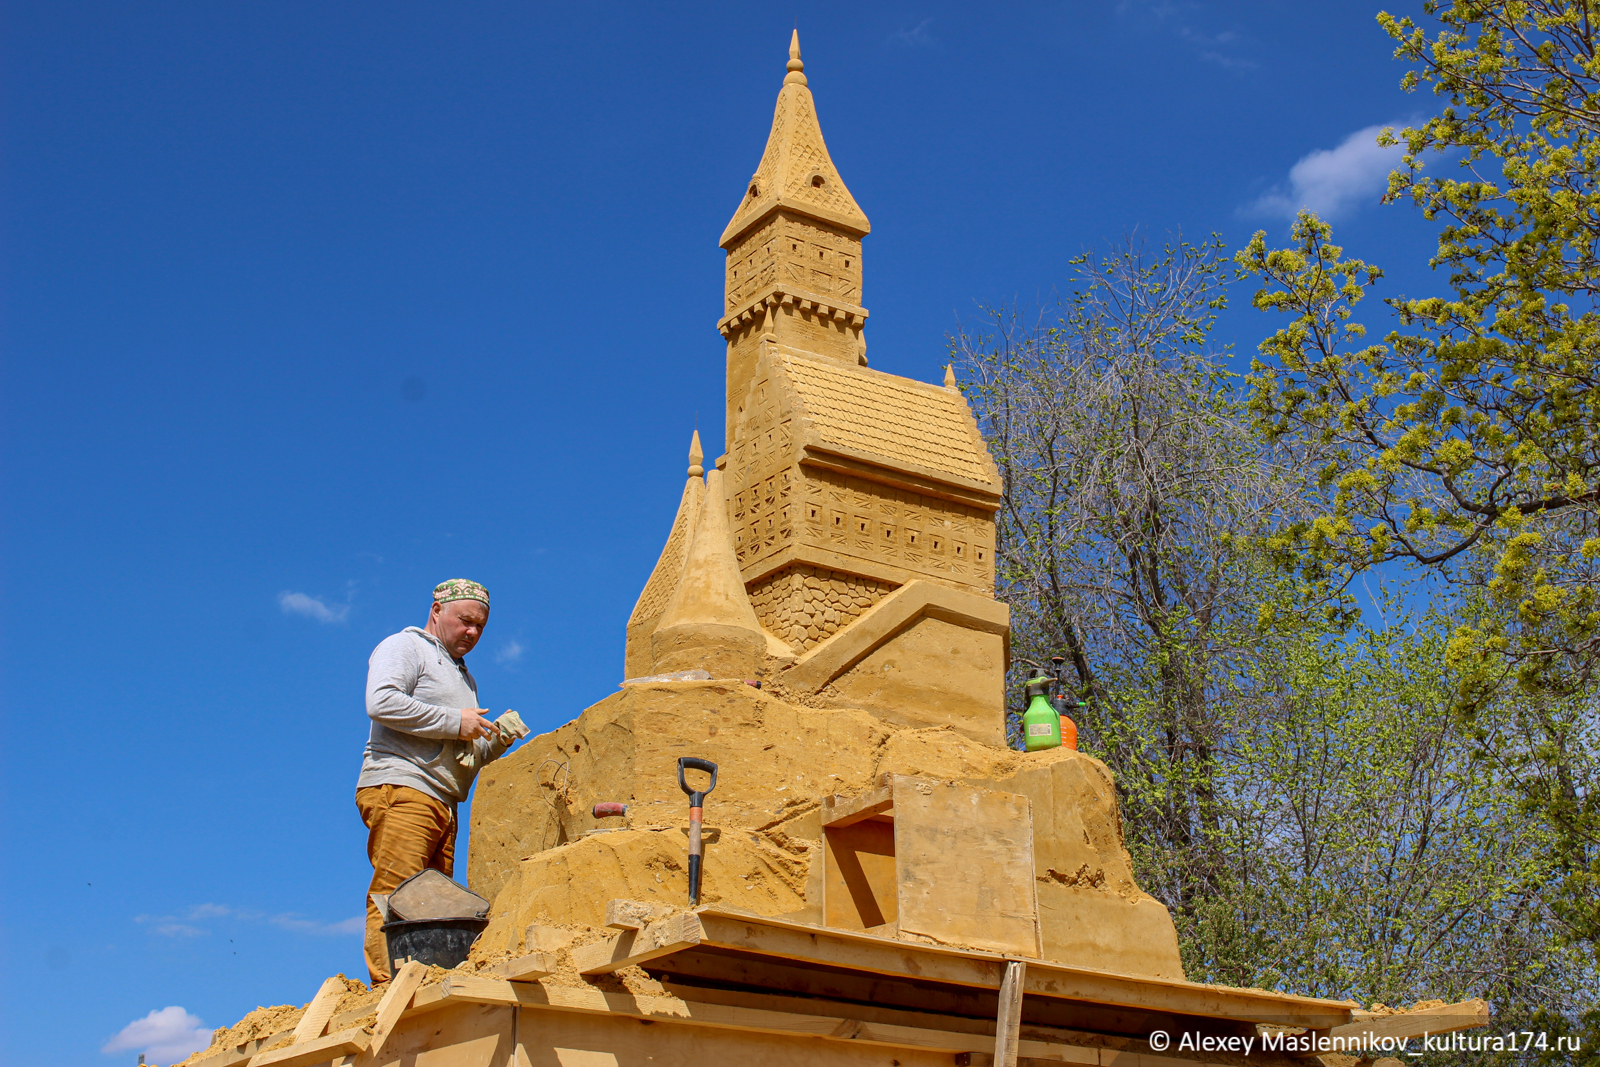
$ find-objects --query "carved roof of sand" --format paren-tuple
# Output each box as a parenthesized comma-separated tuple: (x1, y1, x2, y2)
(720, 31, 870, 249)
(776, 350, 1001, 492)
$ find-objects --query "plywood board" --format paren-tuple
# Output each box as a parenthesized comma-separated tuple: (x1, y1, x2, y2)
(891, 776, 1042, 957)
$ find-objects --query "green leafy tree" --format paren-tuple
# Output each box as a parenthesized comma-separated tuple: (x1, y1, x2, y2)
(951, 236, 1325, 954)
(1235, 1, 1600, 956)
(949, 243, 1592, 1042)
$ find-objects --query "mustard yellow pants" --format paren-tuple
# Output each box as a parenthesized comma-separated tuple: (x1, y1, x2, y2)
(355, 784, 455, 984)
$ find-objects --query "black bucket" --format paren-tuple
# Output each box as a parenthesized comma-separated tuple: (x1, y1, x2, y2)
(382, 916, 489, 972)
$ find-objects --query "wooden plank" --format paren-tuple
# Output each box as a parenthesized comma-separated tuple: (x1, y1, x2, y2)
(892, 777, 1042, 957)
(367, 959, 426, 1057)
(411, 972, 1293, 1067)
(957, 1056, 1093, 1067)
(605, 898, 674, 930)
(690, 909, 1355, 1029)
(247, 1027, 369, 1067)
(289, 976, 345, 1044)
(572, 911, 704, 975)
(485, 949, 557, 981)
(1288, 998, 1489, 1057)
(431, 974, 994, 1055)
(694, 909, 1007, 989)
(994, 960, 1026, 1067)
(821, 784, 893, 828)
(439, 973, 1118, 1062)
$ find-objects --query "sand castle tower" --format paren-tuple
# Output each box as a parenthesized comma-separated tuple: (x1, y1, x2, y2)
(468, 33, 1183, 980)
(623, 31, 1009, 744)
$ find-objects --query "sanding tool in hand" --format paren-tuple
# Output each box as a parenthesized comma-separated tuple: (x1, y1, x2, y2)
(677, 756, 718, 906)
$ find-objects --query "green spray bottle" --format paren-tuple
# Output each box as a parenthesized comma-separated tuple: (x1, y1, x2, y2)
(1022, 673, 1061, 750)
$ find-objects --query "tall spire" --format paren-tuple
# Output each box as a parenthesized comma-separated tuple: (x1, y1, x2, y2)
(719, 32, 870, 248)
(784, 28, 806, 86)
(718, 32, 874, 443)
(688, 428, 704, 476)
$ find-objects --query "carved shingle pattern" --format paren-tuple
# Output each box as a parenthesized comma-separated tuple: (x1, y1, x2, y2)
(782, 99, 856, 216)
(628, 479, 700, 626)
(723, 80, 868, 244)
(781, 355, 995, 484)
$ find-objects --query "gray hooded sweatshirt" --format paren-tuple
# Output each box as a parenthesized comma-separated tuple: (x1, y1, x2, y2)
(357, 626, 509, 805)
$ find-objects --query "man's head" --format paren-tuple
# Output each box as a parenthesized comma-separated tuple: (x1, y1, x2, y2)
(426, 579, 490, 659)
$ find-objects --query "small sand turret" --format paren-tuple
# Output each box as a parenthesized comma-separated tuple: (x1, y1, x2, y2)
(648, 469, 766, 679)
(622, 432, 705, 678)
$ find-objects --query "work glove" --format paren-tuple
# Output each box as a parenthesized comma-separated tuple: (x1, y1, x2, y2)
(495, 710, 530, 745)
(454, 710, 530, 772)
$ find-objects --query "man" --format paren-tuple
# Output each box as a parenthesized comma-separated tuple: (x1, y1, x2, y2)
(355, 579, 524, 984)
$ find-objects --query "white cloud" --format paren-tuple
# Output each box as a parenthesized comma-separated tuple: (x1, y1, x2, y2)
(495, 639, 525, 665)
(269, 913, 364, 936)
(278, 591, 348, 623)
(153, 923, 206, 938)
(136, 903, 362, 938)
(103, 1006, 213, 1063)
(1246, 123, 1406, 220)
(1116, 0, 1254, 70)
(892, 18, 935, 48)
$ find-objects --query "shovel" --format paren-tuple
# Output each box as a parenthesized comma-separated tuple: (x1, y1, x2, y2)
(676, 756, 718, 906)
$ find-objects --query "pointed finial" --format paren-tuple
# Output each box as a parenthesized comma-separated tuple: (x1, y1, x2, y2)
(944, 364, 958, 389)
(784, 29, 807, 86)
(688, 429, 704, 477)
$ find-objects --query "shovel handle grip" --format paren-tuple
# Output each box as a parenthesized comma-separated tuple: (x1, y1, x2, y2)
(677, 756, 718, 802)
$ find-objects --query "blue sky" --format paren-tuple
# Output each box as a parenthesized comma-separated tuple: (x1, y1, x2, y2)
(2, 2, 1451, 1063)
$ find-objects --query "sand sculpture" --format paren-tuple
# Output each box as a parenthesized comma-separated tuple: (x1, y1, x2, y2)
(180, 32, 1487, 1067)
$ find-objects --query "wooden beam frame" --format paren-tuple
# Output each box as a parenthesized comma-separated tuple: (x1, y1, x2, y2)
(683, 910, 1355, 1029)
(994, 960, 1026, 1067)
(367, 960, 426, 1058)
(572, 912, 705, 975)
(246, 1027, 369, 1067)
(1287, 999, 1490, 1057)
(288, 976, 343, 1044)
(485, 950, 557, 981)
(821, 784, 892, 828)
